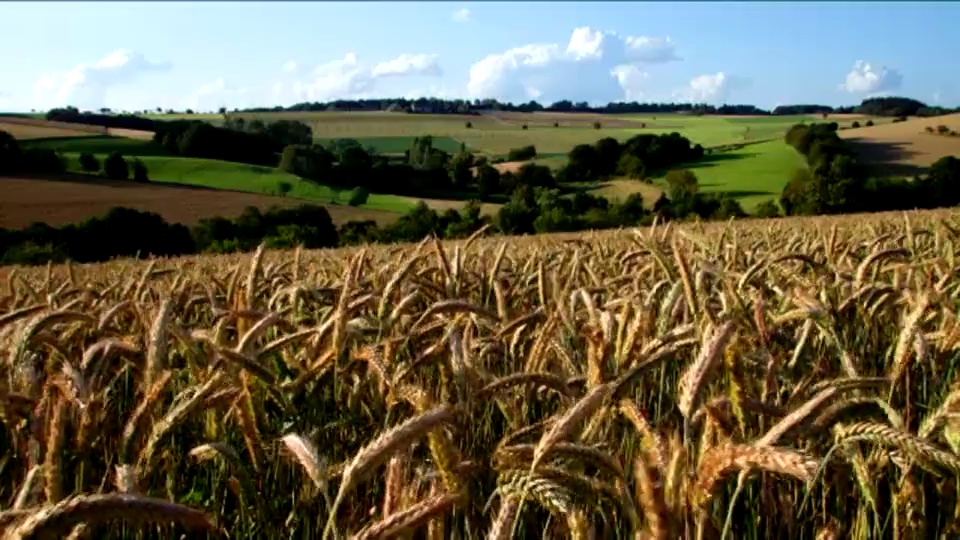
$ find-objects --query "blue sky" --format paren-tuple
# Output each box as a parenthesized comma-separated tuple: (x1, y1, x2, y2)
(0, 1, 957, 112)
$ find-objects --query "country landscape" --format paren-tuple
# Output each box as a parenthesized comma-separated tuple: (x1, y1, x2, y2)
(2, 2, 960, 539)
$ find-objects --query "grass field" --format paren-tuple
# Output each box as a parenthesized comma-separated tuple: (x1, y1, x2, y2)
(0, 174, 398, 228)
(655, 139, 807, 210)
(143, 110, 864, 157)
(314, 135, 466, 155)
(12, 111, 937, 227)
(23, 135, 170, 156)
(4, 206, 960, 538)
(55, 153, 419, 212)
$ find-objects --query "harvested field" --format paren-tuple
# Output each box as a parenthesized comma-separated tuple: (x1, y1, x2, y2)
(484, 110, 655, 128)
(840, 113, 960, 176)
(0, 117, 107, 139)
(0, 174, 398, 228)
(105, 127, 155, 140)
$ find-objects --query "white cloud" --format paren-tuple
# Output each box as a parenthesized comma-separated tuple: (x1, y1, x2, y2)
(32, 49, 171, 111)
(566, 27, 606, 61)
(624, 36, 679, 63)
(280, 52, 443, 103)
(609, 65, 648, 100)
(465, 27, 680, 104)
(184, 77, 249, 111)
(371, 54, 441, 77)
(675, 72, 749, 104)
(685, 72, 728, 102)
(840, 60, 903, 95)
(451, 7, 471, 22)
(282, 60, 299, 73)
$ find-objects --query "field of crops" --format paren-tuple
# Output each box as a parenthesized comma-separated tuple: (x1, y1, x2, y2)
(3, 207, 960, 538)
(146, 111, 865, 157)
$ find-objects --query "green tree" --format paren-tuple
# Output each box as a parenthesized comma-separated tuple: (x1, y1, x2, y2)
(593, 137, 621, 176)
(79, 152, 100, 173)
(448, 151, 475, 189)
(476, 163, 501, 198)
(131, 158, 149, 182)
(0, 130, 22, 174)
(665, 168, 699, 201)
(616, 154, 646, 180)
(348, 186, 370, 207)
(102, 152, 129, 180)
(754, 199, 780, 218)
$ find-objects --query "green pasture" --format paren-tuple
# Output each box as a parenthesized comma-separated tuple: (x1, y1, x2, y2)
(58, 153, 419, 214)
(21, 136, 167, 156)
(314, 135, 466, 155)
(586, 140, 806, 211)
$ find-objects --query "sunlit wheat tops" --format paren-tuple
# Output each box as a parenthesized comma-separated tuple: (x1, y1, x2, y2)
(3, 207, 960, 538)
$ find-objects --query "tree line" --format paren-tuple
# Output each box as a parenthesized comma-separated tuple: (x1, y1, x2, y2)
(1, 160, 750, 267)
(779, 122, 960, 216)
(234, 96, 954, 117)
(275, 131, 706, 202)
(37, 95, 952, 120)
(1, 130, 149, 182)
(773, 97, 954, 118)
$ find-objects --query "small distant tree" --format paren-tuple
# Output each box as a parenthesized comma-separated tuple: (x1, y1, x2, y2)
(102, 152, 129, 180)
(476, 163, 501, 198)
(521, 124, 528, 130)
(465, 121, 472, 129)
(593, 121, 602, 129)
(78, 152, 100, 172)
(553, 122, 559, 128)
(851, 121, 861, 128)
(754, 199, 780, 218)
(277, 181, 292, 196)
(665, 168, 699, 204)
(348, 186, 370, 207)
(865, 119, 874, 127)
(926, 126, 936, 134)
(131, 158, 149, 182)
(938, 125, 950, 135)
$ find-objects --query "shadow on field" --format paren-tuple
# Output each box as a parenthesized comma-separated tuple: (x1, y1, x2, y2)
(703, 188, 777, 198)
(843, 137, 926, 178)
(690, 151, 759, 168)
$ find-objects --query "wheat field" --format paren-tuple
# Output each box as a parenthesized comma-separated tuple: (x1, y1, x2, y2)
(3, 209, 960, 539)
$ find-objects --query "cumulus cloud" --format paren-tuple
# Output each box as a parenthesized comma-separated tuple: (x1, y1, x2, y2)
(676, 72, 749, 104)
(624, 36, 680, 63)
(451, 7, 471, 22)
(840, 60, 903, 95)
(609, 65, 649, 100)
(183, 77, 250, 111)
(465, 27, 679, 104)
(280, 52, 442, 102)
(282, 60, 299, 73)
(371, 54, 441, 78)
(32, 49, 171, 110)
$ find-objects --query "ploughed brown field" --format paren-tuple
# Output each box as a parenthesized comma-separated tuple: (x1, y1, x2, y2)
(840, 113, 960, 176)
(0, 117, 154, 140)
(0, 174, 398, 229)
